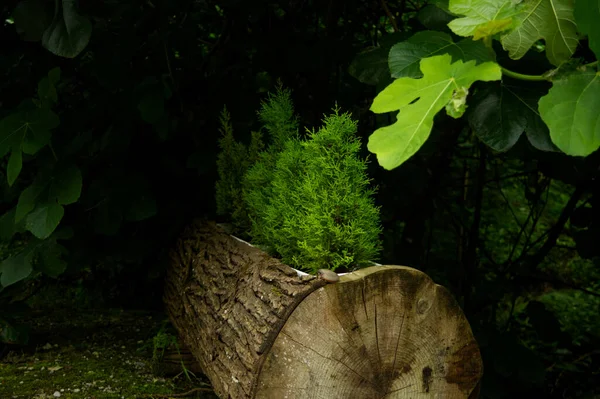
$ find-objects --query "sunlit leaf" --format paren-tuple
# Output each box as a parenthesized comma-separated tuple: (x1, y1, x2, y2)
(448, 0, 524, 39)
(538, 70, 600, 156)
(388, 31, 494, 79)
(41, 0, 92, 58)
(368, 54, 501, 170)
(501, 0, 578, 66)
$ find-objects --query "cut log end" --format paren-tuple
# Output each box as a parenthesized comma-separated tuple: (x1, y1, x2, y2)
(254, 266, 482, 398)
(164, 221, 482, 398)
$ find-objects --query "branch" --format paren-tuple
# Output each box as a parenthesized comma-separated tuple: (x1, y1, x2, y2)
(511, 184, 586, 273)
(380, 0, 399, 32)
(517, 273, 600, 299)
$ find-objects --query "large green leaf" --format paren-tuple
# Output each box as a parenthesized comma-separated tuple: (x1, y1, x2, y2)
(417, 5, 455, 31)
(37, 67, 61, 106)
(0, 98, 58, 158)
(0, 114, 25, 158)
(41, 0, 92, 58)
(25, 202, 64, 239)
(50, 165, 82, 205)
(0, 210, 18, 240)
(349, 47, 393, 86)
(448, 0, 524, 39)
(125, 195, 157, 221)
(0, 252, 34, 288)
(574, 0, 600, 60)
(12, 0, 51, 42)
(348, 32, 409, 86)
(469, 81, 557, 152)
(539, 70, 600, 156)
(368, 54, 502, 170)
(16, 179, 49, 222)
(21, 108, 57, 154)
(389, 31, 495, 79)
(138, 93, 165, 124)
(0, 107, 58, 185)
(36, 241, 67, 277)
(501, 0, 578, 66)
(7, 149, 22, 187)
(469, 83, 526, 151)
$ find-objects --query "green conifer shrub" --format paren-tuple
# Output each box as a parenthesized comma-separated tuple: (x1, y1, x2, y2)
(214, 108, 263, 235)
(216, 86, 382, 273)
(242, 86, 300, 243)
(257, 110, 382, 272)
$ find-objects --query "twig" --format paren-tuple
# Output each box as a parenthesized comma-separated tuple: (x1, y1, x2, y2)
(518, 184, 585, 272)
(380, 0, 399, 32)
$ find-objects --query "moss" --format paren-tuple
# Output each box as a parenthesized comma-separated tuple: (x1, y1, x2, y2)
(0, 309, 216, 399)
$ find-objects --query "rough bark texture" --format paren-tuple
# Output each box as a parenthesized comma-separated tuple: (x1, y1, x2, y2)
(164, 220, 327, 398)
(164, 220, 483, 398)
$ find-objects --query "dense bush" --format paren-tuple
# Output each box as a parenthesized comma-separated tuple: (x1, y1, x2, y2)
(216, 87, 382, 272)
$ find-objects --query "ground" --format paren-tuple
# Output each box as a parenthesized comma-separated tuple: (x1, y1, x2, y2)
(0, 307, 217, 399)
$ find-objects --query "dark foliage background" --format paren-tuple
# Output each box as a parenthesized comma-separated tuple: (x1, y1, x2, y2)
(1, 0, 599, 398)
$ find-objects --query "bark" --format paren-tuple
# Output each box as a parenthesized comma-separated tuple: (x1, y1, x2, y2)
(164, 220, 482, 398)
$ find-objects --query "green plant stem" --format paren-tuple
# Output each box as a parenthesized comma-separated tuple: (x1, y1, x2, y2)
(501, 67, 547, 81)
(49, 144, 58, 161)
(483, 37, 492, 49)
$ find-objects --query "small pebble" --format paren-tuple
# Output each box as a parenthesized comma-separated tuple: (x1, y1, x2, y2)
(317, 269, 340, 283)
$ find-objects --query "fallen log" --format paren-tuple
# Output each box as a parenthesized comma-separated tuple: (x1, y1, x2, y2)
(164, 220, 482, 398)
